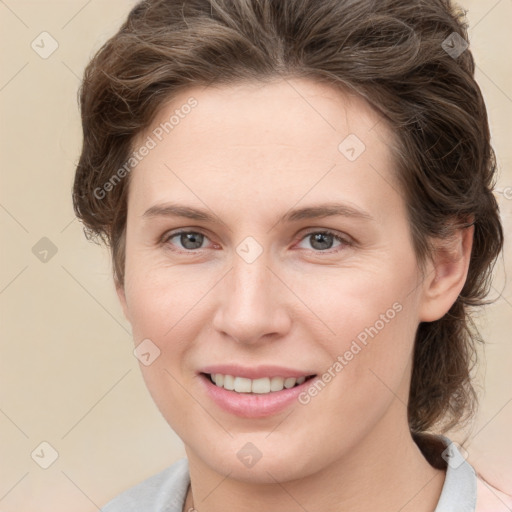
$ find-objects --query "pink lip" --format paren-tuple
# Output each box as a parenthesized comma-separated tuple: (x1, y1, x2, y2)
(199, 372, 317, 419)
(199, 364, 315, 379)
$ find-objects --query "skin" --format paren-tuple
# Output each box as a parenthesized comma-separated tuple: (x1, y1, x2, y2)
(117, 78, 474, 512)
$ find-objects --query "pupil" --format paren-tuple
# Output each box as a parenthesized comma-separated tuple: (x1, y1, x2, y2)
(182, 232, 203, 249)
(311, 233, 332, 250)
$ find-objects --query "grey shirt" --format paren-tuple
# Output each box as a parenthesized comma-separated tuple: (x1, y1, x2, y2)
(101, 436, 477, 512)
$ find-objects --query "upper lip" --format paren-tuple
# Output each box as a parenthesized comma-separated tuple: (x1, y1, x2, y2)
(200, 364, 316, 379)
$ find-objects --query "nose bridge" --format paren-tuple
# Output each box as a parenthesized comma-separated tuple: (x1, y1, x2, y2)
(212, 242, 289, 344)
(229, 247, 273, 317)
(231, 234, 272, 302)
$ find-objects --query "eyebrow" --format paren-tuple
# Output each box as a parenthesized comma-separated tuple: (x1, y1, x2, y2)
(142, 202, 374, 226)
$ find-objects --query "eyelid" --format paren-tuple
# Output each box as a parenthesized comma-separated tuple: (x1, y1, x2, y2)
(298, 227, 353, 242)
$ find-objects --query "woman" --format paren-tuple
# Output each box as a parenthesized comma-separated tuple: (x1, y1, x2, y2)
(73, 0, 509, 510)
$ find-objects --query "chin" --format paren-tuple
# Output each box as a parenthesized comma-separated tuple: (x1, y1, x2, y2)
(189, 434, 324, 484)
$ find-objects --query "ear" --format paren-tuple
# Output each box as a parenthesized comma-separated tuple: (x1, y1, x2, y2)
(418, 223, 474, 322)
(116, 281, 131, 323)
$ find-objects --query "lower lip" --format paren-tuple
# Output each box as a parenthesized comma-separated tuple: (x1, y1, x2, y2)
(200, 374, 316, 418)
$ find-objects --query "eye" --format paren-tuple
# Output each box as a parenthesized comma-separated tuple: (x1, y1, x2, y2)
(161, 229, 352, 253)
(296, 230, 351, 252)
(162, 230, 211, 251)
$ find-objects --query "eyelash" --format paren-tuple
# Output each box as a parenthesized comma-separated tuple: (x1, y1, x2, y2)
(160, 229, 353, 254)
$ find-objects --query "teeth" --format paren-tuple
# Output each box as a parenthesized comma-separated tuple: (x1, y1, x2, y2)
(284, 377, 296, 389)
(270, 376, 285, 391)
(223, 374, 235, 391)
(209, 374, 311, 394)
(234, 376, 252, 393)
(252, 377, 271, 394)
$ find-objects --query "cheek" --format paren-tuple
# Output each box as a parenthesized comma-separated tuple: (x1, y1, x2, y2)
(123, 264, 213, 420)
(292, 258, 418, 346)
(290, 280, 418, 464)
(300, 260, 420, 403)
(123, 260, 207, 343)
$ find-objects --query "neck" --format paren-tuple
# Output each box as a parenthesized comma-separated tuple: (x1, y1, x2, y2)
(183, 403, 446, 512)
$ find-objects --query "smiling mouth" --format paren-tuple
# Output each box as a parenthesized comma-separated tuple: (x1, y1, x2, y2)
(202, 373, 317, 394)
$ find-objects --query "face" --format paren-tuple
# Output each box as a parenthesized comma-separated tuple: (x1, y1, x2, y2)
(118, 78, 434, 483)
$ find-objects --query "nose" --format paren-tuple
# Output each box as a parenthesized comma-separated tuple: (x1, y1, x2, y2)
(211, 253, 292, 346)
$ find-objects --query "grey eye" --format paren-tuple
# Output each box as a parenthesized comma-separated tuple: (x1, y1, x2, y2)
(167, 231, 206, 250)
(297, 231, 345, 252)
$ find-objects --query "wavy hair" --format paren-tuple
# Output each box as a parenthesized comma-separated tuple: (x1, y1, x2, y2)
(72, 0, 504, 439)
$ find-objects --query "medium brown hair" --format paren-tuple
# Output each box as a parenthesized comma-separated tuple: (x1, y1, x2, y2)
(73, 0, 503, 436)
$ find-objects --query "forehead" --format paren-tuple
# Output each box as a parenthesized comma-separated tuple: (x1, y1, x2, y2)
(135, 77, 393, 150)
(128, 78, 401, 218)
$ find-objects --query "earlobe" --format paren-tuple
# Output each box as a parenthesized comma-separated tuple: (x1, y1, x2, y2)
(116, 282, 131, 323)
(419, 224, 474, 322)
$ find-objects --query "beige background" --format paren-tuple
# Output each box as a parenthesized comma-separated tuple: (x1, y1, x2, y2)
(0, 1, 510, 510)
